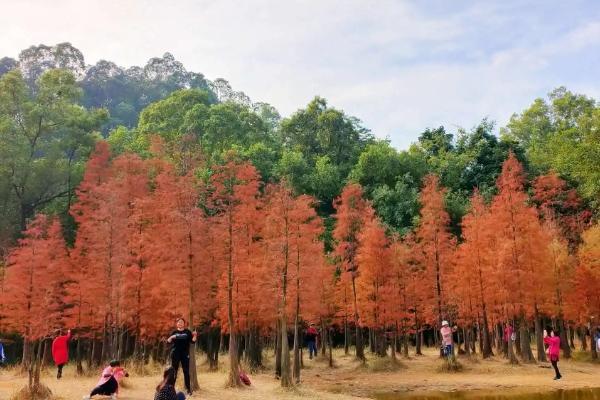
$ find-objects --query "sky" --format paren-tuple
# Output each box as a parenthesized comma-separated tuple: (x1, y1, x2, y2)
(2, 0, 600, 149)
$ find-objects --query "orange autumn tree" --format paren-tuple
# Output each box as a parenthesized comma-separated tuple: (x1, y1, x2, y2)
(388, 235, 417, 358)
(533, 172, 591, 251)
(263, 185, 324, 384)
(544, 220, 575, 359)
(356, 215, 391, 357)
(210, 158, 262, 387)
(288, 193, 324, 383)
(489, 152, 550, 363)
(574, 223, 600, 358)
(454, 190, 494, 358)
(415, 175, 455, 331)
(3, 214, 70, 391)
(143, 167, 206, 389)
(68, 141, 113, 358)
(333, 183, 372, 362)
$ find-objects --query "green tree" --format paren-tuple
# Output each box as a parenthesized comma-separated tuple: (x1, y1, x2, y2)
(0, 69, 107, 240)
(502, 87, 599, 210)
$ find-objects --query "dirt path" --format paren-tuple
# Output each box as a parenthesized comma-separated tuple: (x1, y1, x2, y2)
(1, 348, 599, 399)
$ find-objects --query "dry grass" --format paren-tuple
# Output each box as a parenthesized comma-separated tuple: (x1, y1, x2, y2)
(9, 383, 52, 400)
(2, 347, 600, 399)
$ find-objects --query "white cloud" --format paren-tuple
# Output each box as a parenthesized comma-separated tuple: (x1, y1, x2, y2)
(1, 0, 599, 149)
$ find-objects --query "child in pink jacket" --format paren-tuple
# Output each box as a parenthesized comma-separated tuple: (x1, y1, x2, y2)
(543, 327, 562, 380)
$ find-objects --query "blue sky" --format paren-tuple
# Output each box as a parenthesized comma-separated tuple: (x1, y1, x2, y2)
(2, 0, 600, 148)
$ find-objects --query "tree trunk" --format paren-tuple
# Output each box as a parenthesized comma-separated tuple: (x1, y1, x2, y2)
(207, 326, 221, 371)
(590, 324, 598, 360)
(22, 339, 31, 371)
(328, 327, 333, 368)
(519, 317, 534, 363)
(534, 312, 547, 362)
(481, 310, 493, 358)
(579, 326, 587, 351)
(463, 328, 470, 356)
(292, 315, 300, 384)
(415, 327, 422, 356)
(391, 331, 397, 361)
(558, 318, 571, 359)
(351, 276, 365, 362)
(188, 342, 200, 391)
(247, 327, 262, 372)
(507, 330, 519, 364)
(569, 325, 575, 350)
(344, 317, 349, 355)
(76, 338, 84, 375)
(280, 317, 292, 387)
(275, 321, 282, 378)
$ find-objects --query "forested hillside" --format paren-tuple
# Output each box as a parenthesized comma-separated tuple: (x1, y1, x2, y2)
(2, 42, 600, 394)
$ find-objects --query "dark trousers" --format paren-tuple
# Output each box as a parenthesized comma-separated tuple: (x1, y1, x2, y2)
(307, 340, 317, 358)
(57, 363, 64, 379)
(551, 359, 562, 378)
(172, 353, 191, 393)
(90, 376, 118, 397)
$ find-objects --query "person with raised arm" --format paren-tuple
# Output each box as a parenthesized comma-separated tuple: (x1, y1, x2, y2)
(167, 318, 197, 396)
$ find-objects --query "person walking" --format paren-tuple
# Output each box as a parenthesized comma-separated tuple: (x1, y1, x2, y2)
(167, 318, 197, 396)
(544, 327, 562, 380)
(52, 329, 71, 379)
(306, 323, 318, 359)
(155, 366, 186, 400)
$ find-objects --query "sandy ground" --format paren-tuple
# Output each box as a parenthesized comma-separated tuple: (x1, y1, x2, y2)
(1, 347, 600, 400)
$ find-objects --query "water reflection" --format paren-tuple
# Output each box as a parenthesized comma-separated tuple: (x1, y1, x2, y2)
(375, 388, 600, 400)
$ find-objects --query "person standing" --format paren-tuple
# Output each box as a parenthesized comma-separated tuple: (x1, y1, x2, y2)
(167, 318, 197, 396)
(305, 324, 318, 359)
(504, 323, 514, 356)
(440, 321, 455, 359)
(0, 340, 6, 366)
(52, 329, 71, 379)
(544, 327, 562, 380)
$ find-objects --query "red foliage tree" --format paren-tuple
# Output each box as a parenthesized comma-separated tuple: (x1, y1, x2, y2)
(210, 158, 262, 387)
(333, 183, 373, 362)
(414, 175, 455, 329)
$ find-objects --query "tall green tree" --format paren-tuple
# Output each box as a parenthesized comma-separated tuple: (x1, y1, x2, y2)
(502, 87, 599, 210)
(0, 69, 107, 241)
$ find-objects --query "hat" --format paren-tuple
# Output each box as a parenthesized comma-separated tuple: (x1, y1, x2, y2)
(441, 320, 449, 326)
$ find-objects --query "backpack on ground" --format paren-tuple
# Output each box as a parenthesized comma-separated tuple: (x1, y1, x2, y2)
(240, 371, 251, 386)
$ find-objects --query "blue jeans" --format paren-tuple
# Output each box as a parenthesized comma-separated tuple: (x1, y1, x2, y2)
(308, 340, 317, 358)
(176, 392, 186, 400)
(443, 344, 453, 358)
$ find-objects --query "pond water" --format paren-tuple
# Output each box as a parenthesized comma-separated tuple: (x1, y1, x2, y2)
(374, 388, 600, 400)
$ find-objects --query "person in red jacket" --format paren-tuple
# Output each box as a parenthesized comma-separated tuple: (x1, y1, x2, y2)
(52, 329, 71, 379)
(544, 327, 562, 380)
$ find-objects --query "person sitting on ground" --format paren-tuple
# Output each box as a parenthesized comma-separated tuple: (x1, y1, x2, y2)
(83, 360, 124, 400)
(155, 366, 185, 400)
